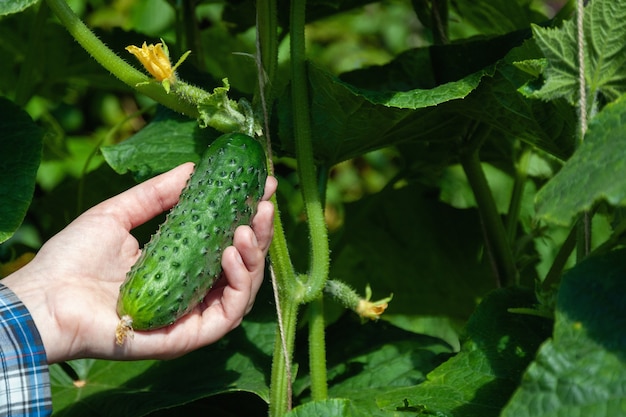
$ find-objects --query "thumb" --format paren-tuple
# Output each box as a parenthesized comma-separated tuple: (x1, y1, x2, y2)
(92, 163, 195, 231)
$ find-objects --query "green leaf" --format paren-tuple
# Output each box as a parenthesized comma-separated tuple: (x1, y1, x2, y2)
(277, 59, 491, 166)
(51, 359, 157, 413)
(459, 39, 577, 160)
(0, 0, 38, 16)
(530, 0, 626, 104)
(101, 107, 216, 181)
(535, 93, 626, 225)
(51, 294, 276, 416)
(0, 97, 42, 243)
(195, 79, 251, 133)
(287, 399, 355, 417)
(293, 317, 453, 399)
(365, 288, 551, 417)
(276, 30, 542, 166)
(501, 249, 626, 417)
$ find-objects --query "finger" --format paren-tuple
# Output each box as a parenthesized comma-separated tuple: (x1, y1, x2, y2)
(94, 163, 195, 231)
(251, 200, 275, 254)
(233, 226, 262, 273)
(220, 246, 255, 319)
(262, 176, 278, 201)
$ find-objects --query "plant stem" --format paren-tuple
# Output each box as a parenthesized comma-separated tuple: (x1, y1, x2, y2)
(505, 147, 530, 243)
(268, 195, 300, 297)
(290, 0, 330, 303)
(181, 0, 204, 71)
(256, 2, 302, 415)
(576, 0, 596, 262)
(431, 0, 449, 45)
(460, 147, 517, 287)
(256, 0, 279, 169)
(257, 0, 279, 109)
(575, 0, 592, 261)
(44, 0, 199, 118)
(269, 293, 299, 416)
(542, 223, 577, 290)
(289, 0, 330, 405)
(308, 296, 328, 400)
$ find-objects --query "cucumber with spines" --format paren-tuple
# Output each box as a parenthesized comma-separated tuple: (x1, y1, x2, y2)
(116, 132, 267, 344)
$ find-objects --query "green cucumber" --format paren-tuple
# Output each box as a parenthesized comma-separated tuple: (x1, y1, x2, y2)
(116, 132, 267, 344)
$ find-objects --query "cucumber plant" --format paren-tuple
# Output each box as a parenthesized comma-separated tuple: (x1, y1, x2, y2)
(3, 0, 626, 416)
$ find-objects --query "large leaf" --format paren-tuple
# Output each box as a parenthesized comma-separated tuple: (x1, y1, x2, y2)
(458, 39, 577, 160)
(290, 288, 551, 416)
(276, 62, 490, 166)
(367, 287, 551, 416)
(0, 0, 38, 16)
(535, 93, 626, 225)
(101, 107, 216, 181)
(293, 316, 453, 400)
(51, 287, 276, 416)
(501, 249, 626, 417)
(529, 0, 626, 104)
(286, 399, 355, 417)
(275, 28, 569, 166)
(0, 97, 43, 243)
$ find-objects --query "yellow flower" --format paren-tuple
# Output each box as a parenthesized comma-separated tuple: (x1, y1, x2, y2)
(126, 42, 176, 83)
(355, 285, 393, 321)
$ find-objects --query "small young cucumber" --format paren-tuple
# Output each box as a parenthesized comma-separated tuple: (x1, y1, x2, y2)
(116, 132, 267, 344)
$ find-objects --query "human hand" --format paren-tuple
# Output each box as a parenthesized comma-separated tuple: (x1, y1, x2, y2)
(3, 162, 276, 363)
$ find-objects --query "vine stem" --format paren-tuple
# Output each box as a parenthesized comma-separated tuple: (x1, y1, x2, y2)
(44, 0, 199, 118)
(460, 147, 517, 287)
(505, 147, 530, 244)
(308, 297, 328, 400)
(576, 0, 591, 260)
(290, 0, 330, 401)
(269, 288, 299, 416)
(255, 0, 303, 415)
(290, 0, 329, 305)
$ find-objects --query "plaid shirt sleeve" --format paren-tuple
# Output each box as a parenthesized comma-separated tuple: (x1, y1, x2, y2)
(0, 283, 52, 416)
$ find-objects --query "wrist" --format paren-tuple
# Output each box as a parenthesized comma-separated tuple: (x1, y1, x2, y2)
(2, 263, 67, 363)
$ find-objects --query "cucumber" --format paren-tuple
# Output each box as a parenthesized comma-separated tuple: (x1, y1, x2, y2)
(115, 132, 267, 344)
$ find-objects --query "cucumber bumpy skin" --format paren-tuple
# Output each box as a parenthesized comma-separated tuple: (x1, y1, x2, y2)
(115, 132, 267, 345)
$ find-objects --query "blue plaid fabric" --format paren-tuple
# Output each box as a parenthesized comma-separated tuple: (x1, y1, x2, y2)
(0, 283, 52, 416)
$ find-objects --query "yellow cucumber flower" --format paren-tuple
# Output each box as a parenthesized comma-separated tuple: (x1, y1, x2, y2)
(356, 285, 392, 321)
(126, 41, 190, 93)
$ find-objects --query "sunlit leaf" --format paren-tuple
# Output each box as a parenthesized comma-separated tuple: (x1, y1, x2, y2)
(502, 249, 626, 417)
(536, 94, 626, 225)
(459, 39, 577, 160)
(530, 0, 626, 104)
(293, 316, 453, 399)
(286, 399, 355, 417)
(0, 0, 38, 16)
(277, 52, 494, 165)
(101, 107, 216, 181)
(366, 288, 551, 417)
